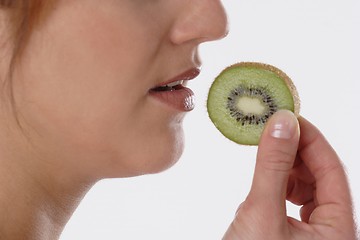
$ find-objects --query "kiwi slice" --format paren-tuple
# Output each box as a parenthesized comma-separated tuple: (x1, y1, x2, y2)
(207, 62, 300, 145)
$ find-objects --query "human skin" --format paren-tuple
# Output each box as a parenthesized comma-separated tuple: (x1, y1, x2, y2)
(223, 110, 358, 240)
(0, 1, 357, 240)
(0, 1, 227, 239)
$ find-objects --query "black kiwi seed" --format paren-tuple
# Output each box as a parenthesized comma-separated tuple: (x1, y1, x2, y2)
(226, 86, 278, 127)
(207, 62, 300, 146)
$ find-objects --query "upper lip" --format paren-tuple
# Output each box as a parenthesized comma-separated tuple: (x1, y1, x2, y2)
(152, 67, 201, 89)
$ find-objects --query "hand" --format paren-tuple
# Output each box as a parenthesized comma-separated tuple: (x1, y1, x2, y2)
(223, 110, 358, 240)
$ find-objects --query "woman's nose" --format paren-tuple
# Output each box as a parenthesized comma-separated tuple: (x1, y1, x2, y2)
(170, 0, 229, 45)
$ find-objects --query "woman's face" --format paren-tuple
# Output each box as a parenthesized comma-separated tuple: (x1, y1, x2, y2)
(11, 0, 228, 178)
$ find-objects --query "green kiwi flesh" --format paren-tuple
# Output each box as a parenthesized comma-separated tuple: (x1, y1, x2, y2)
(207, 62, 300, 146)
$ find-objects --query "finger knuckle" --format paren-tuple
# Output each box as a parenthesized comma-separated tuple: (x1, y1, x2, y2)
(260, 149, 295, 172)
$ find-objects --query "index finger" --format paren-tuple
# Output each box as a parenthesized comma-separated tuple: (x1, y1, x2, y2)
(298, 116, 353, 211)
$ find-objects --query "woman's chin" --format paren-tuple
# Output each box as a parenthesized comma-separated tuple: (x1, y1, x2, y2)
(142, 134, 185, 176)
(110, 148, 184, 179)
(102, 128, 185, 179)
(150, 148, 184, 175)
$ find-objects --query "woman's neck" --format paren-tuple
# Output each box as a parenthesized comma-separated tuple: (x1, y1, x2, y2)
(0, 159, 92, 240)
(0, 132, 93, 240)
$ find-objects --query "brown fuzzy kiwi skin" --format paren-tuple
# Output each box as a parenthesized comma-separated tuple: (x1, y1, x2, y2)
(222, 62, 301, 117)
(207, 62, 301, 146)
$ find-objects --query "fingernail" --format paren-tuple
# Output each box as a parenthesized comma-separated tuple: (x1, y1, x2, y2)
(269, 110, 299, 139)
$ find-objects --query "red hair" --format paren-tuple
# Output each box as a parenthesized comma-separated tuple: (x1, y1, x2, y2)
(0, 0, 54, 123)
(1, 0, 54, 67)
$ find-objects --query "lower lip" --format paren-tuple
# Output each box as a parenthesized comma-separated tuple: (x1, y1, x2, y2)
(149, 86, 195, 112)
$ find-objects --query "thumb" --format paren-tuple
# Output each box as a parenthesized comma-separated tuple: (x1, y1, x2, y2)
(248, 110, 300, 213)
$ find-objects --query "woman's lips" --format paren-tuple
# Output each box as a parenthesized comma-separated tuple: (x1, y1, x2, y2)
(149, 68, 200, 112)
(149, 86, 195, 112)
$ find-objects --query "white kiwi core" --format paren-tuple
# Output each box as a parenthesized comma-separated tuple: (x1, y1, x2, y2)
(207, 62, 299, 145)
(236, 96, 265, 115)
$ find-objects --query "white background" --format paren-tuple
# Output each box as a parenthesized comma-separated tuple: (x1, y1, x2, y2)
(61, 0, 359, 239)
